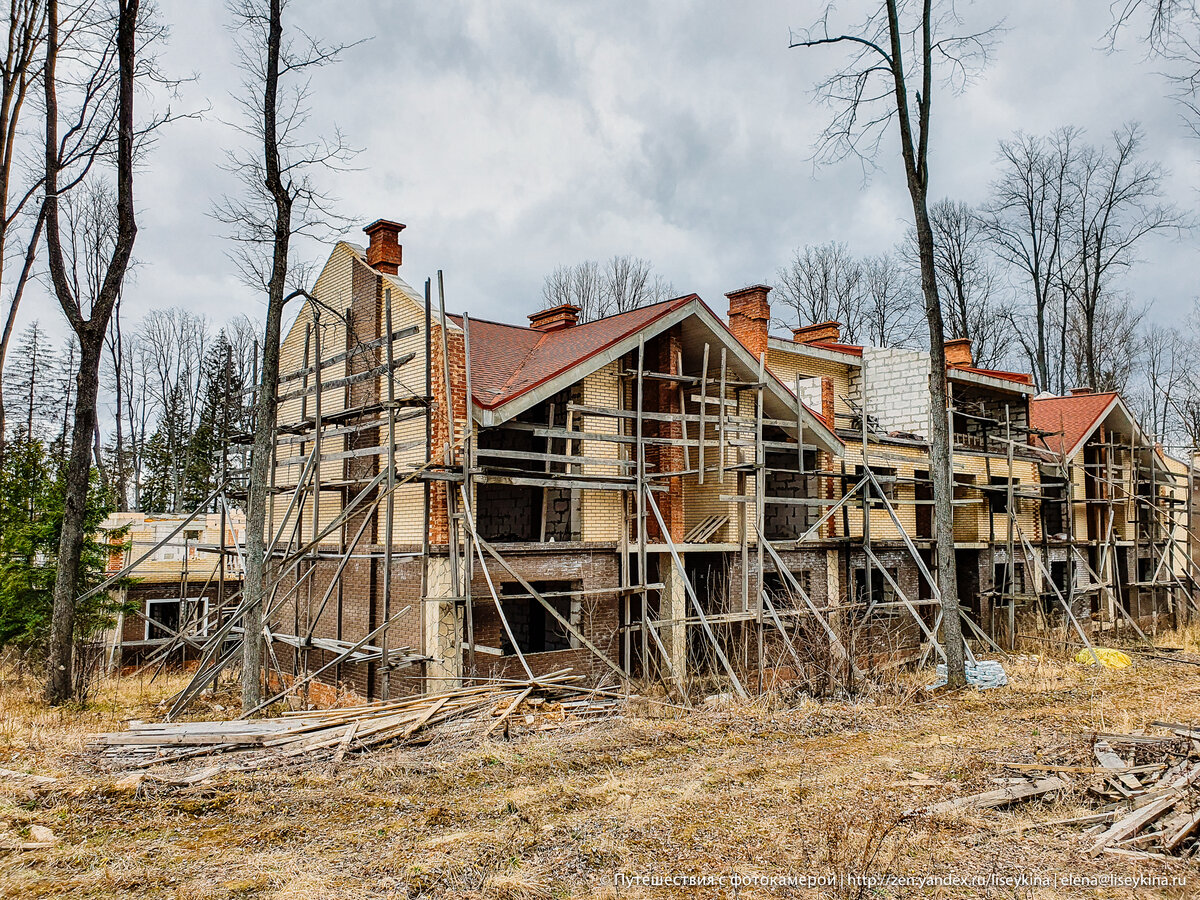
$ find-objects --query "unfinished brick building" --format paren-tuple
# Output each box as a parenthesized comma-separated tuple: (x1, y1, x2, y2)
(112, 218, 1195, 705)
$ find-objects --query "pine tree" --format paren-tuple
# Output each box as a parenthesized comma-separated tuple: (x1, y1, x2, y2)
(0, 434, 117, 670)
(2, 322, 59, 440)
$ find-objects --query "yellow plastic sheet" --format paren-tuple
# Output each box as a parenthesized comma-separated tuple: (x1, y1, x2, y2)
(1074, 647, 1132, 668)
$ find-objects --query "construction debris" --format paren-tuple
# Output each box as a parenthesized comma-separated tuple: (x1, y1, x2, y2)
(922, 777, 1067, 814)
(95, 672, 620, 776)
(929, 659, 1008, 690)
(915, 722, 1200, 859)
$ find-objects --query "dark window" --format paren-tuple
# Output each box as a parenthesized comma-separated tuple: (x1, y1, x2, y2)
(1049, 561, 1068, 593)
(994, 562, 1026, 596)
(1041, 477, 1067, 537)
(856, 465, 896, 501)
(763, 569, 812, 600)
(146, 600, 180, 641)
(499, 581, 577, 655)
(989, 477, 1017, 514)
(1138, 556, 1154, 584)
(953, 474, 976, 500)
(914, 470, 933, 539)
(852, 567, 899, 616)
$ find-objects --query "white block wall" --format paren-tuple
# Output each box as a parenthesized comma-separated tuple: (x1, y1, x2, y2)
(862, 346, 930, 437)
(796, 376, 823, 411)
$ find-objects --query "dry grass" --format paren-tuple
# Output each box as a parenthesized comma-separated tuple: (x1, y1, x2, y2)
(1, 646, 1198, 898)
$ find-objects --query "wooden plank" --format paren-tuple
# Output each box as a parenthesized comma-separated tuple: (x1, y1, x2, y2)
(332, 721, 359, 763)
(474, 447, 635, 468)
(277, 325, 420, 385)
(1163, 805, 1200, 851)
(484, 687, 533, 738)
(1094, 741, 1143, 792)
(1001, 761, 1164, 775)
(1087, 762, 1200, 856)
(277, 353, 416, 402)
(923, 777, 1067, 815)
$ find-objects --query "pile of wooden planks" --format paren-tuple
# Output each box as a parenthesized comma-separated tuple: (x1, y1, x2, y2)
(917, 721, 1200, 860)
(95, 671, 619, 775)
(1083, 723, 1200, 860)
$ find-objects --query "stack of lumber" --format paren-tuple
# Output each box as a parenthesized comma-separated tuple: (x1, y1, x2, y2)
(1083, 723, 1200, 860)
(95, 671, 618, 774)
(916, 720, 1200, 860)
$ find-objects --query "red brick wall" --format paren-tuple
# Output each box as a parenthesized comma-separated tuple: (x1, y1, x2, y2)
(270, 551, 426, 699)
(462, 551, 621, 682)
(429, 323, 467, 546)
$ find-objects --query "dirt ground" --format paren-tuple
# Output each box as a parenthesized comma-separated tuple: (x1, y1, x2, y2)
(1, 644, 1198, 899)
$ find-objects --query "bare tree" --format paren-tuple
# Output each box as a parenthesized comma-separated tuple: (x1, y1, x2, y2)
(776, 243, 921, 347)
(43, 0, 142, 704)
(791, 2, 1000, 687)
(540, 254, 674, 323)
(1066, 292, 1144, 394)
(1061, 125, 1184, 392)
(1137, 321, 1192, 444)
(604, 254, 654, 314)
(1110, 2, 1200, 133)
(542, 259, 605, 321)
(212, 0, 358, 712)
(102, 292, 129, 509)
(775, 242, 865, 338)
(0, 0, 48, 465)
(914, 199, 1008, 368)
(861, 253, 923, 347)
(983, 129, 1077, 392)
(138, 307, 209, 511)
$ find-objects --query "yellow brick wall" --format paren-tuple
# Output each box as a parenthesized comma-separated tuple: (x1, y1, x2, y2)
(579, 361, 624, 542)
(766, 346, 855, 417)
(271, 244, 434, 546)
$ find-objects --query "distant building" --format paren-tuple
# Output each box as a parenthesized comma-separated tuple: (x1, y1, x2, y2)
(102, 510, 245, 665)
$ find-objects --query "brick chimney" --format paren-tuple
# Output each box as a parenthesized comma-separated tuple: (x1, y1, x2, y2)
(726, 284, 772, 360)
(944, 337, 973, 367)
(363, 219, 405, 274)
(528, 303, 581, 332)
(792, 321, 841, 344)
(1069, 386, 1093, 396)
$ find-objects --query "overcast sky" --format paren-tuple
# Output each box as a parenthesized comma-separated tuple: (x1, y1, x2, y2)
(16, 0, 1200, 350)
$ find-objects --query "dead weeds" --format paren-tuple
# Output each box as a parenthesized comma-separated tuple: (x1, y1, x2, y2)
(0, 647, 1198, 898)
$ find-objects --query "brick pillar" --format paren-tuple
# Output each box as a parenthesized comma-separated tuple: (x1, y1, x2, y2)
(821, 376, 836, 539)
(649, 329, 685, 543)
(344, 264, 384, 542)
(428, 323, 467, 546)
(725, 285, 772, 361)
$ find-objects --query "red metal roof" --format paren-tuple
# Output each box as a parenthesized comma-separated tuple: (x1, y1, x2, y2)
(450, 296, 843, 449)
(950, 364, 1034, 386)
(1029, 392, 1119, 456)
(451, 296, 695, 409)
(806, 340, 864, 357)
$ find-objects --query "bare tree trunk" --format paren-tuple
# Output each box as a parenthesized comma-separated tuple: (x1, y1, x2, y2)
(44, 0, 140, 704)
(45, 340, 101, 697)
(242, 0, 293, 712)
(885, 0, 967, 686)
(108, 297, 128, 510)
